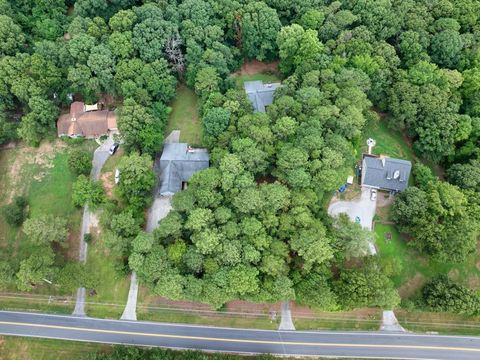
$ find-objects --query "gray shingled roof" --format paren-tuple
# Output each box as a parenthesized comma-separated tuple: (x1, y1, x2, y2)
(362, 155, 411, 192)
(158, 143, 209, 195)
(244, 80, 281, 112)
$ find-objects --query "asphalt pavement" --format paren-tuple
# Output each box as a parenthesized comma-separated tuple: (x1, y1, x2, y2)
(1, 311, 480, 359)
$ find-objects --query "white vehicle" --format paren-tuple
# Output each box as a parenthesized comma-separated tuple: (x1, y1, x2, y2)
(370, 189, 377, 201)
(109, 143, 120, 155)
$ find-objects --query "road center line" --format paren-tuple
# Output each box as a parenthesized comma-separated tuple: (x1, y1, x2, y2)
(1, 320, 480, 353)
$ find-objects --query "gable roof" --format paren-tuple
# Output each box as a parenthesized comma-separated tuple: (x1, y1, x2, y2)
(244, 80, 281, 112)
(158, 143, 209, 195)
(362, 154, 411, 192)
(57, 101, 117, 138)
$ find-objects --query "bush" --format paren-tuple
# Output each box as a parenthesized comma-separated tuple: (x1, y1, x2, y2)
(61, 136, 85, 145)
(422, 275, 480, 315)
(68, 149, 92, 176)
(72, 175, 105, 209)
(3, 196, 28, 226)
(83, 233, 92, 243)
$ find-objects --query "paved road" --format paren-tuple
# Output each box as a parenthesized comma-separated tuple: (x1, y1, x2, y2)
(1, 311, 480, 359)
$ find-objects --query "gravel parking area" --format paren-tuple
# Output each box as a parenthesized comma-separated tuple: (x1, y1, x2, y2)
(328, 187, 377, 254)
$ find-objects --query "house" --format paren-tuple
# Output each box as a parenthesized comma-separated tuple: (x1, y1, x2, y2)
(157, 143, 209, 196)
(361, 154, 411, 193)
(244, 80, 281, 113)
(57, 101, 117, 138)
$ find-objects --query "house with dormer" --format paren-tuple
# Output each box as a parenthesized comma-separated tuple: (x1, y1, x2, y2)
(360, 153, 411, 193)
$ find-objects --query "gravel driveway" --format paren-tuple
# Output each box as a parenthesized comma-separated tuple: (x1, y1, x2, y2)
(328, 187, 377, 254)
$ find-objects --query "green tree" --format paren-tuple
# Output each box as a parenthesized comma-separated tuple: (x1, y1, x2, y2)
(0, 260, 14, 289)
(23, 215, 68, 246)
(3, 196, 28, 227)
(430, 30, 463, 68)
(194, 66, 220, 98)
(72, 175, 105, 209)
(108, 9, 137, 32)
(335, 259, 400, 310)
(17, 97, 59, 146)
(447, 160, 480, 191)
(16, 247, 55, 291)
(68, 149, 92, 176)
(117, 152, 155, 209)
(118, 98, 164, 155)
(392, 183, 478, 262)
(422, 275, 480, 315)
(295, 271, 338, 310)
(203, 107, 230, 140)
(0, 15, 24, 56)
(241, 2, 281, 61)
(132, 17, 175, 62)
(332, 214, 372, 259)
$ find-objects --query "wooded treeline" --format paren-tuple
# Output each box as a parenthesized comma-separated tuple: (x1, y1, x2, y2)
(1, 0, 480, 314)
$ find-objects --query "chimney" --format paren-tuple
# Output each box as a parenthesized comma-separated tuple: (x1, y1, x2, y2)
(366, 138, 376, 155)
(381, 158, 386, 167)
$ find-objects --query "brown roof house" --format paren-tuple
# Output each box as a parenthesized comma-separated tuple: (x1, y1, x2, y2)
(57, 101, 117, 138)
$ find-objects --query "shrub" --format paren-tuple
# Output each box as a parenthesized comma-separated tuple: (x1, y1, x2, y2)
(3, 196, 28, 226)
(83, 233, 93, 243)
(68, 149, 92, 176)
(72, 175, 105, 209)
(422, 275, 480, 315)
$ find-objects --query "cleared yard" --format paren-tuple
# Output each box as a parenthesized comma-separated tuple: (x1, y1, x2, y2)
(357, 115, 415, 162)
(375, 223, 480, 298)
(0, 140, 96, 295)
(84, 233, 130, 319)
(165, 85, 202, 145)
(234, 73, 281, 88)
(0, 336, 107, 360)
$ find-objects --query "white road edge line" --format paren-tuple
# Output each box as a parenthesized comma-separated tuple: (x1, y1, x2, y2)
(0, 332, 438, 360)
(1, 310, 479, 340)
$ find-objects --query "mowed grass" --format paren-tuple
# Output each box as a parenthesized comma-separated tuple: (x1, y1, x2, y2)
(137, 308, 278, 330)
(165, 84, 202, 145)
(85, 235, 130, 319)
(233, 73, 281, 88)
(0, 336, 108, 360)
(395, 310, 480, 335)
(375, 223, 480, 297)
(0, 140, 96, 296)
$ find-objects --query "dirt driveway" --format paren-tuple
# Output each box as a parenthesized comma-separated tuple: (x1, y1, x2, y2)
(328, 187, 377, 254)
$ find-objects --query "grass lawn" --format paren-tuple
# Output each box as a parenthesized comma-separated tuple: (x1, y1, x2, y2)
(294, 308, 382, 331)
(375, 223, 480, 298)
(0, 140, 96, 296)
(84, 234, 130, 319)
(137, 308, 278, 330)
(165, 84, 202, 145)
(0, 336, 108, 360)
(99, 148, 124, 202)
(357, 115, 415, 162)
(233, 73, 281, 88)
(395, 310, 480, 336)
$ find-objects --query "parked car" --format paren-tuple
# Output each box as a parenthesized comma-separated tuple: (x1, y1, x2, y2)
(370, 189, 377, 201)
(109, 143, 119, 155)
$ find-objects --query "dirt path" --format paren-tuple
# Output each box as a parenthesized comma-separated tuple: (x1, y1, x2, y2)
(234, 59, 279, 75)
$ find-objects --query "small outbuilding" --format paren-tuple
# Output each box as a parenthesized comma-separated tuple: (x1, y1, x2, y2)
(244, 80, 281, 113)
(361, 154, 411, 193)
(157, 143, 209, 196)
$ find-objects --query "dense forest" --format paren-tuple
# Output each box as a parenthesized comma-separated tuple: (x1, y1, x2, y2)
(1, 0, 480, 314)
